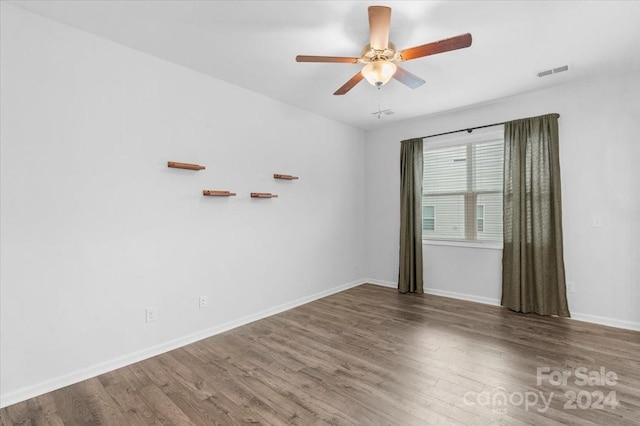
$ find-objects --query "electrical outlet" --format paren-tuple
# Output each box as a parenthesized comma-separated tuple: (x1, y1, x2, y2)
(145, 307, 157, 322)
(199, 296, 208, 309)
(567, 281, 575, 293)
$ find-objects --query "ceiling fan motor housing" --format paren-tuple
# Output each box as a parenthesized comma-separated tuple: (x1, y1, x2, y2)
(360, 42, 397, 63)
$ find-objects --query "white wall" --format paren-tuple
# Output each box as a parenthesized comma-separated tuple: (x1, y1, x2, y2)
(365, 69, 640, 330)
(0, 4, 365, 406)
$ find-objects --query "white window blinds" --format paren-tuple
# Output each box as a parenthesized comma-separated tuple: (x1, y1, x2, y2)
(422, 136, 504, 242)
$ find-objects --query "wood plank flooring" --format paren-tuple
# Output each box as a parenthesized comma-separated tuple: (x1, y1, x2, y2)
(2, 284, 639, 425)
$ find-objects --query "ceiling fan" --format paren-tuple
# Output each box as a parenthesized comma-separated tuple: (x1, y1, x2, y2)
(296, 5, 472, 95)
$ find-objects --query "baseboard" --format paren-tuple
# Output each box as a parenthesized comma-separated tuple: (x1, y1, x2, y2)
(366, 278, 397, 288)
(367, 281, 503, 307)
(423, 288, 640, 331)
(427, 286, 640, 332)
(0, 278, 367, 409)
(423, 287, 502, 306)
(569, 312, 640, 331)
(370, 282, 640, 332)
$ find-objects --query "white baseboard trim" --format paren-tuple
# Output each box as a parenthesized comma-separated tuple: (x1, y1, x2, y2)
(0, 278, 367, 409)
(367, 281, 504, 307)
(404, 285, 640, 332)
(366, 278, 397, 288)
(422, 287, 640, 331)
(569, 312, 640, 332)
(423, 287, 501, 307)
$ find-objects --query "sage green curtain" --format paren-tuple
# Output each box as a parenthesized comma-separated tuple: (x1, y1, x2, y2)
(502, 113, 570, 317)
(399, 138, 424, 293)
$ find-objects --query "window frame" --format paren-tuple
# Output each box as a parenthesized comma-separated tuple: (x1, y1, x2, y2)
(421, 126, 504, 250)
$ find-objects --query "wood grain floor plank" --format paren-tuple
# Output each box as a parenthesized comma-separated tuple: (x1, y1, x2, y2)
(1, 401, 32, 426)
(138, 356, 232, 426)
(194, 339, 362, 425)
(31, 392, 68, 426)
(50, 382, 97, 424)
(169, 349, 277, 425)
(101, 381, 164, 426)
(75, 377, 129, 425)
(181, 343, 292, 425)
(196, 337, 335, 425)
(99, 369, 167, 426)
(138, 383, 195, 426)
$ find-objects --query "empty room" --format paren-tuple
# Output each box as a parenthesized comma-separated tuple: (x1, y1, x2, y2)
(1, 1, 639, 424)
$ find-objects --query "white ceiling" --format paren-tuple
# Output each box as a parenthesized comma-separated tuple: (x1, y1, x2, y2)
(7, 0, 640, 130)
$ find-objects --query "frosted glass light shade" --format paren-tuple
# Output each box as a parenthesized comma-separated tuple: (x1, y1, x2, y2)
(361, 61, 397, 86)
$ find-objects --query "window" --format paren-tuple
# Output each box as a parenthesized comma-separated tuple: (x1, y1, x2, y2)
(422, 131, 503, 243)
(423, 205, 435, 231)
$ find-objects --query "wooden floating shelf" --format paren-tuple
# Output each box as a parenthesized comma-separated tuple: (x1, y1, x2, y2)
(251, 192, 278, 198)
(168, 161, 205, 171)
(274, 174, 299, 180)
(203, 190, 236, 197)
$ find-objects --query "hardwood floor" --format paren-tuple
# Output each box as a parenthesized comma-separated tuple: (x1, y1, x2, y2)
(2, 284, 639, 425)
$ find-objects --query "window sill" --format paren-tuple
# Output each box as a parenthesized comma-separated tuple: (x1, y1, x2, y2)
(423, 239, 503, 250)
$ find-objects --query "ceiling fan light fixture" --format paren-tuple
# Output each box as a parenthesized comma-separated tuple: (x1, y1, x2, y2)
(361, 60, 397, 87)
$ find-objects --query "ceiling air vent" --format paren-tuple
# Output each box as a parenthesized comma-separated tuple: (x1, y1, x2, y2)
(537, 64, 569, 78)
(371, 109, 394, 119)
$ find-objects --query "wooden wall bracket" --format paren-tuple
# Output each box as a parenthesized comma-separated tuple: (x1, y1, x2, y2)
(203, 190, 236, 197)
(168, 161, 205, 170)
(251, 192, 278, 198)
(274, 174, 299, 180)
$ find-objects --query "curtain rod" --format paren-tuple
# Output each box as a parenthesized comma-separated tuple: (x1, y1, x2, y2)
(416, 113, 560, 140)
(419, 121, 505, 140)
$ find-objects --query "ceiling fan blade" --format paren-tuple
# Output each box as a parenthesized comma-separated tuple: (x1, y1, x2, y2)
(399, 33, 472, 61)
(393, 66, 426, 89)
(334, 72, 364, 95)
(368, 6, 391, 50)
(296, 55, 359, 63)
